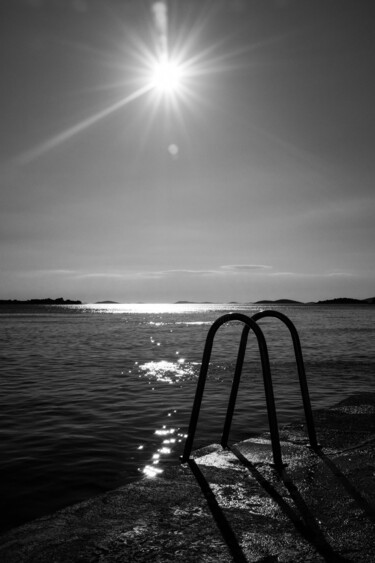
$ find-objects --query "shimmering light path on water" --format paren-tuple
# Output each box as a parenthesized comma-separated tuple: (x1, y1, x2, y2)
(0, 303, 374, 531)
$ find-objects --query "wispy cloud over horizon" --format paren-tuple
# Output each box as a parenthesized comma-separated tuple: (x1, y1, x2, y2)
(139, 265, 274, 278)
(14, 269, 78, 278)
(221, 264, 272, 272)
(11, 265, 358, 282)
(269, 270, 357, 278)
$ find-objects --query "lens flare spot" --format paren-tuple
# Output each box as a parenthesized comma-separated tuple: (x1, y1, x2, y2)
(168, 144, 179, 157)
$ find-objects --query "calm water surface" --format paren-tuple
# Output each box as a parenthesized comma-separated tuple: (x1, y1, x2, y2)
(0, 303, 374, 531)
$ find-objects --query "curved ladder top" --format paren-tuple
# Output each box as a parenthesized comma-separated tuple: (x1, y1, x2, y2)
(251, 309, 303, 342)
(201, 312, 269, 350)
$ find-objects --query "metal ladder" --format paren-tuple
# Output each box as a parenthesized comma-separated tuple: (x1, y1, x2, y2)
(181, 311, 318, 470)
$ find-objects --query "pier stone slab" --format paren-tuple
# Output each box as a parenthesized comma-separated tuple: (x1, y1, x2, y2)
(1, 393, 375, 562)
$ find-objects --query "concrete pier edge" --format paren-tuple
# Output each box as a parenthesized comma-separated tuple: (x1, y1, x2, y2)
(1, 393, 375, 562)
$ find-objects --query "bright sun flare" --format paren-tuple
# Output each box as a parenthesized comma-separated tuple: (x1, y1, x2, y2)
(151, 59, 182, 93)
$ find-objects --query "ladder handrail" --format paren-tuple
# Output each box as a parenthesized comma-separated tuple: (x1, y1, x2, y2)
(250, 310, 318, 449)
(221, 323, 250, 449)
(181, 313, 284, 469)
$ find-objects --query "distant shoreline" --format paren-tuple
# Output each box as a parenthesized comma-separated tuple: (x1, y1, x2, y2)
(0, 297, 374, 306)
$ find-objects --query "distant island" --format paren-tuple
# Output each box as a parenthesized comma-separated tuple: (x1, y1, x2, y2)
(254, 297, 375, 305)
(254, 299, 303, 305)
(95, 301, 119, 304)
(0, 298, 82, 305)
(315, 297, 375, 305)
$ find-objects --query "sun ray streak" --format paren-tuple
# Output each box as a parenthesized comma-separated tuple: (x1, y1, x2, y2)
(17, 83, 153, 165)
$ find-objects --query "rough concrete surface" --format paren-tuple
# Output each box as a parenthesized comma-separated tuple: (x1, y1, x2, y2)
(0, 393, 374, 562)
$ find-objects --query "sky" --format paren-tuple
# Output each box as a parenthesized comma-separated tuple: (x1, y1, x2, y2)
(1, 0, 374, 303)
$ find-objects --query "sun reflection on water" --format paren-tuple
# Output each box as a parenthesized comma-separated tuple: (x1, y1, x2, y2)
(139, 359, 197, 383)
(143, 465, 164, 478)
(141, 417, 188, 479)
(84, 303, 232, 314)
(81, 303, 250, 315)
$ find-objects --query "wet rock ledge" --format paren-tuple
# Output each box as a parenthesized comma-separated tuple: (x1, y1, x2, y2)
(1, 393, 375, 562)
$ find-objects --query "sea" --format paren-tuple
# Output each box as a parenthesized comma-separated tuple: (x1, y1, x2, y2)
(0, 302, 374, 532)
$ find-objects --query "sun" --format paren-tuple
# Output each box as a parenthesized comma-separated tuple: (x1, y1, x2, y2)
(150, 58, 182, 94)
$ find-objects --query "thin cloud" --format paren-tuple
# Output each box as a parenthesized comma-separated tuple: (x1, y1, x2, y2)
(149, 266, 274, 277)
(221, 264, 272, 272)
(159, 269, 218, 276)
(269, 271, 297, 277)
(269, 271, 356, 278)
(156, 266, 273, 277)
(72, 271, 164, 280)
(17, 269, 78, 278)
(73, 272, 127, 279)
(14, 267, 356, 284)
(326, 271, 355, 278)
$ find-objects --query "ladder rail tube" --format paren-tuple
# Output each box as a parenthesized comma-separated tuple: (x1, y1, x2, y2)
(181, 313, 283, 469)
(221, 326, 250, 448)
(251, 310, 318, 449)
